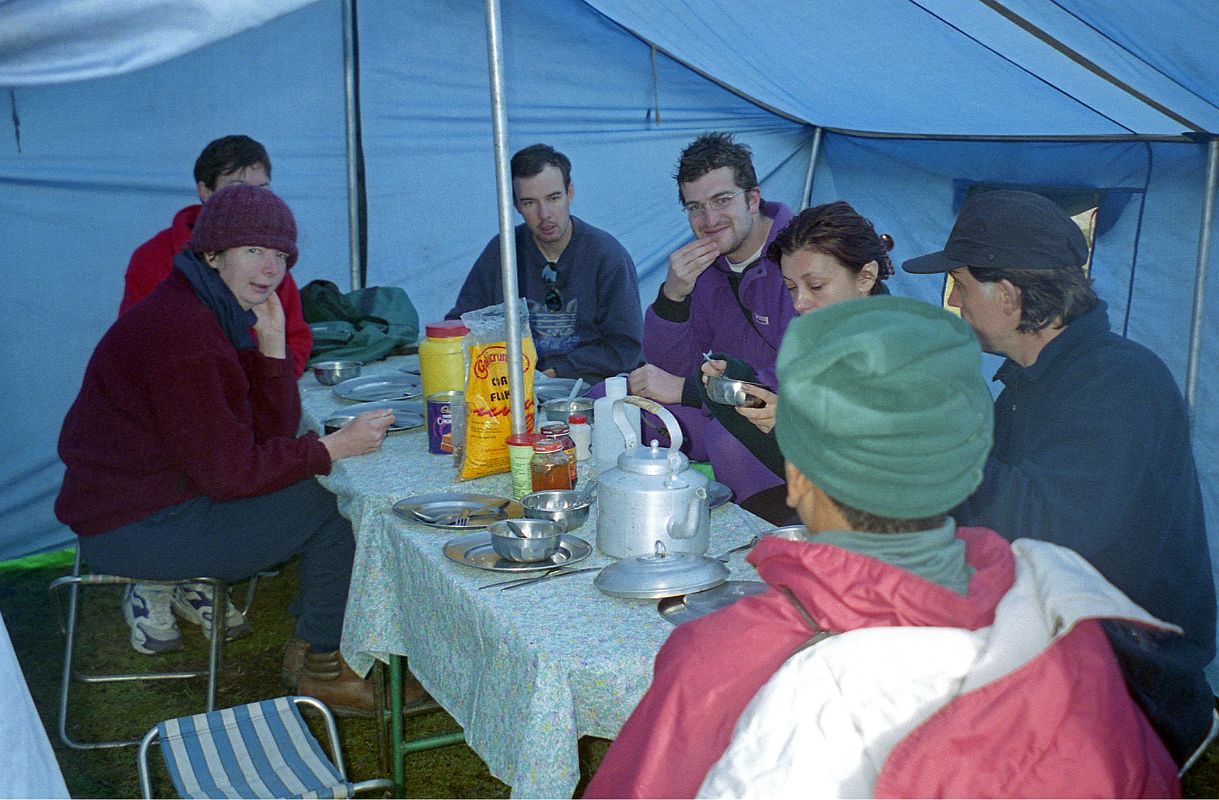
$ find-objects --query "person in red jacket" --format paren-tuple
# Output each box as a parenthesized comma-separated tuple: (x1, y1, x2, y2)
(121, 135, 312, 374)
(586, 297, 1180, 798)
(58, 185, 409, 715)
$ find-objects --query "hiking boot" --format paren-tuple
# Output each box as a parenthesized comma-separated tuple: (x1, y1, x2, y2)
(281, 638, 310, 689)
(171, 582, 253, 641)
(296, 651, 378, 718)
(122, 583, 184, 655)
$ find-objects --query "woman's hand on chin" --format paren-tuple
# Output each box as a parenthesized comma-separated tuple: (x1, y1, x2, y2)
(253, 293, 287, 359)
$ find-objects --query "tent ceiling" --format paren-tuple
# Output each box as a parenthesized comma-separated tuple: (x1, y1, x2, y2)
(582, 0, 1219, 137)
(0, 0, 318, 86)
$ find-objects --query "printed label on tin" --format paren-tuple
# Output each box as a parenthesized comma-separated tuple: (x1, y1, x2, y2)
(427, 391, 461, 454)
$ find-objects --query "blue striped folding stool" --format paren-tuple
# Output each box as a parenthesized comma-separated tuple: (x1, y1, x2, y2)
(137, 696, 393, 799)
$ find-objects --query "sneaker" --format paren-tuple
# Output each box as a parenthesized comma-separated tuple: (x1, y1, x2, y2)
(122, 583, 184, 655)
(171, 582, 253, 641)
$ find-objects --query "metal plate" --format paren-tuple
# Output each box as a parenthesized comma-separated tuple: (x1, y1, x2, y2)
(707, 480, 733, 510)
(657, 580, 768, 625)
(442, 532, 592, 572)
(332, 373, 423, 402)
(534, 377, 592, 404)
(324, 400, 424, 433)
(392, 492, 523, 529)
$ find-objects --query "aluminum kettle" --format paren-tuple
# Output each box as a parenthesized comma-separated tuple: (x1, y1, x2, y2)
(594, 396, 710, 559)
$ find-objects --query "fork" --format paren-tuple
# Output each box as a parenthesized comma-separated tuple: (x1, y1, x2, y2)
(452, 498, 512, 526)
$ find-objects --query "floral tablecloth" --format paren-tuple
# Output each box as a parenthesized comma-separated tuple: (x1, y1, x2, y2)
(299, 355, 773, 798)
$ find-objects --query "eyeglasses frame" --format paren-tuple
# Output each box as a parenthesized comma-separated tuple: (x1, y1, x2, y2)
(682, 187, 750, 218)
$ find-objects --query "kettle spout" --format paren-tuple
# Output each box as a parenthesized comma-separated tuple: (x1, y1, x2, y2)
(667, 486, 708, 540)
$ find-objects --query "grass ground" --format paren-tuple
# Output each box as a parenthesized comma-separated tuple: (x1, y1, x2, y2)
(0, 548, 1214, 798)
(0, 550, 611, 798)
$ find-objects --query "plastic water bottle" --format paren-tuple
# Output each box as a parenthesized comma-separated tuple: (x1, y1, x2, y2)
(592, 375, 640, 474)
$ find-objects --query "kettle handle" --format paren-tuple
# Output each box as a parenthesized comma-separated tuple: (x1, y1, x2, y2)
(612, 396, 685, 470)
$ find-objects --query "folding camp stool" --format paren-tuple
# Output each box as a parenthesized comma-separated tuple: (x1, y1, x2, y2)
(49, 549, 241, 750)
(137, 695, 394, 798)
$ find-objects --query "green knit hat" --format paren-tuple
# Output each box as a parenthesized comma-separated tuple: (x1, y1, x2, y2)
(775, 296, 993, 519)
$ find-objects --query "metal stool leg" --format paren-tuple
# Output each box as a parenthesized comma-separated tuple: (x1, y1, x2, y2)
(238, 568, 280, 617)
(50, 550, 229, 749)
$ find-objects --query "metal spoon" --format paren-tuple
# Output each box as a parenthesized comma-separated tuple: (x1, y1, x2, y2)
(505, 519, 528, 537)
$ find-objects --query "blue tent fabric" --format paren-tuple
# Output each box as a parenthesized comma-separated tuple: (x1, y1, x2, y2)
(582, 0, 1219, 135)
(0, 0, 1215, 689)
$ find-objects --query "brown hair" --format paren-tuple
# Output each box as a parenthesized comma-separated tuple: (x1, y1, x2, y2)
(768, 201, 894, 294)
(674, 132, 759, 206)
(194, 135, 271, 190)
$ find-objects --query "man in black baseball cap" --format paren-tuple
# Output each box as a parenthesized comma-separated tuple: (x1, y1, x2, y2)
(903, 188, 1216, 767)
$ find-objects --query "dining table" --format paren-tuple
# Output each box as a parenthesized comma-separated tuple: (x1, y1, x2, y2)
(299, 354, 776, 798)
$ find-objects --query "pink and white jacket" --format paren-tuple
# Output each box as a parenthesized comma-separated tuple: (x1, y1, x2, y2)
(585, 529, 1179, 799)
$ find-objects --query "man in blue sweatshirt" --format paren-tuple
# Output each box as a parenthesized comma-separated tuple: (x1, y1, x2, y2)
(904, 188, 1216, 766)
(447, 143, 642, 384)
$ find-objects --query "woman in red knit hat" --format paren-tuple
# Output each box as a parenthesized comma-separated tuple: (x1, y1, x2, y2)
(54, 184, 421, 716)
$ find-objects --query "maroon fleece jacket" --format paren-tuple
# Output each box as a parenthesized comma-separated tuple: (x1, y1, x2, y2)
(57, 270, 332, 535)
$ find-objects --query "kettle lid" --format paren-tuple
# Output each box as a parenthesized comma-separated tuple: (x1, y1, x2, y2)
(617, 439, 690, 476)
(594, 541, 728, 599)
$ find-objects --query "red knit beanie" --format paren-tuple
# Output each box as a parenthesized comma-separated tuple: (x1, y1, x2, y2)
(187, 183, 299, 268)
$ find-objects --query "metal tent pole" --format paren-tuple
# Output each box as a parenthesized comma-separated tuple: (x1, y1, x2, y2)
(483, 0, 526, 435)
(1185, 136, 1218, 425)
(341, 0, 362, 290)
(800, 127, 822, 211)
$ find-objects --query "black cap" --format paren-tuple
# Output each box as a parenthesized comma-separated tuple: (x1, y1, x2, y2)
(903, 190, 1089, 274)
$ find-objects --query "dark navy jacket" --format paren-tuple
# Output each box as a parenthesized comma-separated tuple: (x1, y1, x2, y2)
(446, 216, 642, 383)
(957, 301, 1215, 764)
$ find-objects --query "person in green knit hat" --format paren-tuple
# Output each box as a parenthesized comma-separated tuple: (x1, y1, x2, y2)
(587, 295, 1180, 799)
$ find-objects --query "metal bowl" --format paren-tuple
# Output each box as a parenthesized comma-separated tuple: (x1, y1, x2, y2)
(520, 490, 593, 532)
(542, 397, 595, 425)
(488, 518, 564, 562)
(312, 360, 364, 385)
(704, 374, 764, 407)
(761, 524, 808, 542)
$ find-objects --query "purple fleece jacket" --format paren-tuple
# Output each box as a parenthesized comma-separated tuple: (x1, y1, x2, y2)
(643, 201, 795, 388)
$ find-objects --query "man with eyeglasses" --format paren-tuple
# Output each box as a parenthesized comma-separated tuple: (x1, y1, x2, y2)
(629, 132, 795, 504)
(446, 143, 643, 383)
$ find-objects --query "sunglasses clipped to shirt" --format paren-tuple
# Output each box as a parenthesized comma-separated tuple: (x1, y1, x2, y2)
(542, 262, 562, 312)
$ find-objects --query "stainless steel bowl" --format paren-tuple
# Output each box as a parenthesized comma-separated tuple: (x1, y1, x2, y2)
(488, 518, 564, 562)
(761, 524, 808, 542)
(312, 360, 364, 385)
(704, 374, 763, 407)
(542, 397, 595, 425)
(520, 490, 593, 532)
